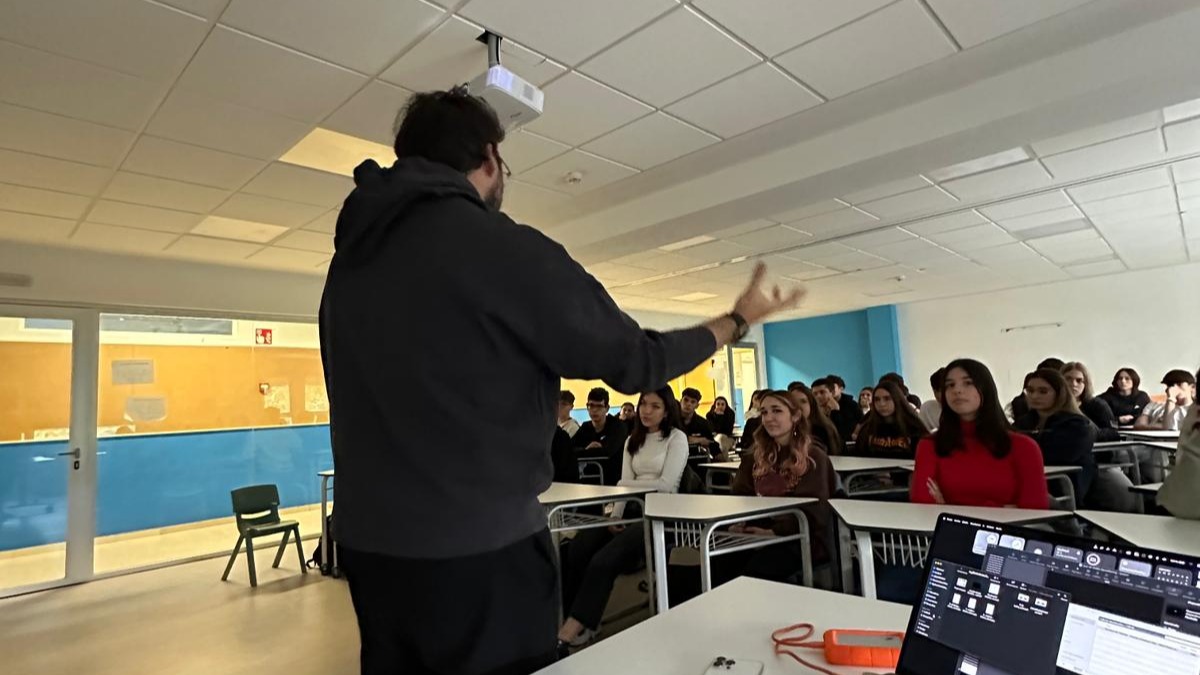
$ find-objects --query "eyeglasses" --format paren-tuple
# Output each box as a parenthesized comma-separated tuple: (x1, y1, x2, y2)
(494, 145, 512, 178)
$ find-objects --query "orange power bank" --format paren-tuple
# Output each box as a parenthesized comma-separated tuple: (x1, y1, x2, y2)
(822, 629, 904, 667)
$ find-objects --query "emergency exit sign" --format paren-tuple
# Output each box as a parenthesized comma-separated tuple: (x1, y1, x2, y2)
(255, 328, 273, 345)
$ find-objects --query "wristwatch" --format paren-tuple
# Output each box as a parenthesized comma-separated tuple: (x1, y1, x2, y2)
(728, 311, 749, 342)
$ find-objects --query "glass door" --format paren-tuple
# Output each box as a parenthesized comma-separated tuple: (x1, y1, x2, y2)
(0, 306, 98, 596)
(729, 343, 761, 427)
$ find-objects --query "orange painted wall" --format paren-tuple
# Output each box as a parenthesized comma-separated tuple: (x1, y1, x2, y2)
(562, 355, 720, 410)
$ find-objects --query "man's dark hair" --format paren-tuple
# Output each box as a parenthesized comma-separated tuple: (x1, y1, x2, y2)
(929, 367, 948, 393)
(587, 387, 610, 406)
(1163, 369, 1197, 387)
(811, 378, 830, 390)
(681, 387, 702, 402)
(559, 390, 575, 406)
(825, 374, 847, 390)
(787, 381, 806, 392)
(393, 87, 505, 173)
(1037, 357, 1065, 371)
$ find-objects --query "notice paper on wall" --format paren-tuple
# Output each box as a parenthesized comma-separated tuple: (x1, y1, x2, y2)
(304, 384, 328, 413)
(264, 384, 291, 414)
(112, 359, 154, 385)
(125, 396, 167, 422)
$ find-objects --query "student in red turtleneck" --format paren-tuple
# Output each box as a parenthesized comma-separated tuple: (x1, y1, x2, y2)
(911, 358, 1049, 509)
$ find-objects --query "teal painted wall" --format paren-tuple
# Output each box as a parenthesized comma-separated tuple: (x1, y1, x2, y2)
(763, 306, 903, 392)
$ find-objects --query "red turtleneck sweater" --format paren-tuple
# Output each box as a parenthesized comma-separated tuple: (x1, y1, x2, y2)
(910, 421, 1049, 509)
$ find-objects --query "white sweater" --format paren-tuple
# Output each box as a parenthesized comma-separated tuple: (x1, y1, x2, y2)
(612, 428, 689, 518)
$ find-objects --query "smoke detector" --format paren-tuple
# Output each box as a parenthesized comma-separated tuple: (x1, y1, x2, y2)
(564, 171, 584, 185)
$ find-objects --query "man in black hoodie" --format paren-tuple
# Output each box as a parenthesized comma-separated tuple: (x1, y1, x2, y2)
(320, 87, 805, 675)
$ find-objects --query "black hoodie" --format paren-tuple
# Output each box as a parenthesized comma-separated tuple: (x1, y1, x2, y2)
(1014, 411, 1097, 500)
(320, 159, 716, 559)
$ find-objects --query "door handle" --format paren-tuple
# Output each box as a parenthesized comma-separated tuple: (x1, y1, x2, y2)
(57, 448, 81, 459)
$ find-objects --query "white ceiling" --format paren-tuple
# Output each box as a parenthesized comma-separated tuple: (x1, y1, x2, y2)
(0, 0, 1199, 319)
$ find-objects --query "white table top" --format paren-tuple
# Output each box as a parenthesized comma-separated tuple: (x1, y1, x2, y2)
(538, 483, 655, 507)
(317, 469, 334, 477)
(533, 577, 911, 675)
(830, 456, 914, 473)
(1076, 510, 1200, 558)
(831, 499, 1066, 533)
(1130, 482, 1163, 494)
(697, 461, 740, 471)
(645, 493, 815, 522)
(1122, 429, 1181, 441)
(1044, 465, 1082, 475)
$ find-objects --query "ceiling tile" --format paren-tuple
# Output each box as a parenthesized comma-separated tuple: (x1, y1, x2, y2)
(0, 149, 111, 197)
(166, 235, 262, 261)
(1027, 229, 1112, 264)
(857, 186, 958, 220)
(0, 40, 164, 130)
(587, 262, 658, 284)
(774, 0, 955, 99)
(121, 136, 266, 190)
(1009, 218, 1091, 241)
(157, 0, 228, 20)
(459, 0, 675, 66)
(502, 132, 571, 174)
(674, 239, 753, 264)
(1190, 238, 1200, 261)
(1112, 241, 1188, 269)
(977, 191, 1072, 221)
(969, 242, 1043, 266)
(192, 215, 288, 243)
(784, 207, 878, 238)
(0, 184, 91, 220)
(927, 0, 1099, 48)
(1066, 168, 1171, 204)
(928, 223, 1016, 251)
(246, 246, 329, 270)
(666, 63, 822, 138)
(102, 172, 230, 213)
(1165, 97, 1200, 124)
(841, 176, 931, 205)
(272, 229, 334, 253)
(1172, 156, 1200, 184)
(1040, 130, 1164, 182)
(727, 224, 812, 251)
(1176, 180, 1200, 200)
(516, 150, 637, 195)
(522, 73, 653, 146)
(817, 249, 893, 272)
(223, 0, 444, 74)
(710, 218, 777, 238)
(995, 205, 1083, 233)
(213, 193, 327, 228)
(303, 209, 340, 234)
(840, 228, 918, 252)
(903, 211, 986, 236)
(1079, 186, 1177, 221)
(0, 102, 133, 168)
(502, 180, 571, 224)
(278, 128, 393, 177)
(580, 7, 761, 108)
(939, 160, 1053, 202)
(1092, 213, 1181, 241)
(1062, 258, 1126, 278)
(147, 91, 314, 160)
(759, 254, 836, 280)
(174, 27, 368, 123)
(324, 81, 412, 146)
(869, 239, 958, 266)
(70, 222, 177, 253)
(1185, 213, 1200, 240)
(1164, 116, 1200, 155)
(691, 0, 893, 56)
(582, 113, 718, 170)
(379, 15, 563, 92)
(240, 163, 354, 207)
(0, 0, 208, 81)
(1032, 112, 1161, 157)
(0, 210, 77, 244)
(87, 200, 205, 234)
(768, 201, 843, 224)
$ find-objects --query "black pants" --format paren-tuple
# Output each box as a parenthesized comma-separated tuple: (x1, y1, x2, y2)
(562, 524, 645, 630)
(340, 530, 559, 675)
(711, 542, 806, 587)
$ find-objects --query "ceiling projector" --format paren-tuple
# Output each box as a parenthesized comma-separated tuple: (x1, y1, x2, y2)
(468, 32, 544, 130)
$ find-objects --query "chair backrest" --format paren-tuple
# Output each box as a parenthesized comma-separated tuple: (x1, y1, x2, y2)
(231, 484, 281, 532)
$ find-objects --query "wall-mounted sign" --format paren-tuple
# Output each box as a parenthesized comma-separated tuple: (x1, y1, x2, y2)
(255, 328, 274, 345)
(112, 359, 154, 385)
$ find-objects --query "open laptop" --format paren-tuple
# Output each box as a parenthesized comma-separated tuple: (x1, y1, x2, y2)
(896, 514, 1200, 675)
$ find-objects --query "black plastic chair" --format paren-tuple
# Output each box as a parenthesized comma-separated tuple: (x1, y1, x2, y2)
(220, 484, 306, 587)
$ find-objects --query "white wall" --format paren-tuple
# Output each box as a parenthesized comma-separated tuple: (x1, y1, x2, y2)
(898, 262, 1200, 403)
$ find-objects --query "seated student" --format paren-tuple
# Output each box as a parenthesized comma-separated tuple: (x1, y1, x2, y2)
(1099, 367, 1152, 426)
(918, 368, 945, 432)
(880, 372, 922, 408)
(853, 381, 929, 459)
(911, 359, 1049, 508)
(617, 401, 637, 426)
(737, 389, 766, 450)
(1159, 372, 1200, 519)
(1061, 362, 1120, 442)
(1136, 369, 1196, 431)
(551, 427, 581, 483)
(812, 378, 858, 444)
(858, 387, 874, 416)
(558, 390, 580, 438)
(1008, 357, 1064, 420)
(573, 387, 629, 486)
(1013, 369, 1098, 505)
(679, 387, 716, 456)
(717, 390, 836, 585)
(558, 386, 688, 651)
(827, 374, 866, 424)
(788, 382, 843, 455)
(706, 396, 736, 436)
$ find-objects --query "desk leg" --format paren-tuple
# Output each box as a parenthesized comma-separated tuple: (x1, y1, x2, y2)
(699, 524, 715, 594)
(319, 475, 330, 574)
(651, 519, 669, 614)
(798, 514, 813, 588)
(855, 530, 877, 600)
(643, 521, 656, 615)
(838, 518, 855, 594)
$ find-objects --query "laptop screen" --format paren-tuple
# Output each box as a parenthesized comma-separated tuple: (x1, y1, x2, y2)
(896, 514, 1200, 675)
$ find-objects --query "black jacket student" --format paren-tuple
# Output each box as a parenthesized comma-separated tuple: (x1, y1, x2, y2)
(551, 427, 580, 483)
(320, 157, 717, 560)
(1014, 411, 1097, 501)
(1098, 388, 1152, 424)
(707, 409, 736, 436)
(573, 415, 628, 485)
(1080, 397, 1120, 442)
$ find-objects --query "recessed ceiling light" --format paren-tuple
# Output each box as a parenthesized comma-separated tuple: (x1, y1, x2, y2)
(671, 291, 719, 302)
(927, 148, 1030, 182)
(280, 128, 394, 177)
(659, 235, 716, 252)
(192, 216, 289, 243)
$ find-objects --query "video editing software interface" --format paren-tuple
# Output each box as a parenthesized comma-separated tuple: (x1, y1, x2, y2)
(896, 516, 1200, 675)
